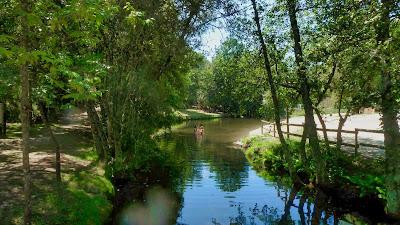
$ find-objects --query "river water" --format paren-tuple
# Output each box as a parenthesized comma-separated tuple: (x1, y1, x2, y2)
(115, 118, 387, 225)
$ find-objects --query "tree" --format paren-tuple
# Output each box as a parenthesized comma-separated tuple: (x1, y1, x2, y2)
(376, 0, 400, 216)
(251, 0, 294, 176)
(19, 0, 32, 223)
(286, 0, 327, 184)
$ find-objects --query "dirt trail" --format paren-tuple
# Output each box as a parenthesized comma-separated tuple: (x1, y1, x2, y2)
(250, 113, 396, 158)
(0, 108, 94, 219)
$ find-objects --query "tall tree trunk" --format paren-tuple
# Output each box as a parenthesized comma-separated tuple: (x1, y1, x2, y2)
(286, 105, 290, 139)
(86, 101, 108, 160)
(100, 97, 115, 160)
(20, 0, 32, 223)
(376, 0, 400, 217)
(39, 103, 61, 183)
(314, 108, 329, 146)
(21, 62, 31, 225)
(286, 0, 327, 184)
(0, 102, 5, 138)
(251, 0, 294, 176)
(299, 121, 308, 162)
(336, 111, 349, 150)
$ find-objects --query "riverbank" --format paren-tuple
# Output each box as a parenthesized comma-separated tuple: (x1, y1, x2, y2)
(240, 135, 399, 223)
(0, 109, 113, 225)
(175, 109, 222, 120)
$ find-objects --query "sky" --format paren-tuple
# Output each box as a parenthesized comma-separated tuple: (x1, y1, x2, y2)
(197, 26, 228, 61)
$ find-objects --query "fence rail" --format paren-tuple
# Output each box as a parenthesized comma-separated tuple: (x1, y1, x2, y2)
(260, 121, 384, 155)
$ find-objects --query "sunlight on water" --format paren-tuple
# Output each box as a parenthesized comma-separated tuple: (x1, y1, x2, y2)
(116, 119, 372, 225)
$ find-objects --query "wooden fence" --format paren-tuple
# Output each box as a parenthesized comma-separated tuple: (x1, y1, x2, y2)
(260, 120, 384, 155)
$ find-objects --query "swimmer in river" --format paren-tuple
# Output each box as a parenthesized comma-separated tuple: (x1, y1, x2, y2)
(194, 124, 204, 135)
(198, 123, 204, 135)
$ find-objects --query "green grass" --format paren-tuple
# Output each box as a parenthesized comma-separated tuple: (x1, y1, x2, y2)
(175, 109, 222, 120)
(1, 122, 114, 225)
(5, 123, 46, 139)
(76, 147, 99, 161)
(33, 170, 114, 225)
(3, 167, 114, 225)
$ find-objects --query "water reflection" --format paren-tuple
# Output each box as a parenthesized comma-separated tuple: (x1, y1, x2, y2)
(114, 119, 387, 225)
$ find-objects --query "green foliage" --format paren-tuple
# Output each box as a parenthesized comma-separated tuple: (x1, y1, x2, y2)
(243, 136, 283, 171)
(243, 136, 386, 198)
(186, 38, 270, 118)
(345, 175, 385, 198)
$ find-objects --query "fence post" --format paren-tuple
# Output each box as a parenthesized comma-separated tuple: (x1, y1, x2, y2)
(355, 129, 359, 155)
(273, 123, 276, 137)
(261, 123, 263, 135)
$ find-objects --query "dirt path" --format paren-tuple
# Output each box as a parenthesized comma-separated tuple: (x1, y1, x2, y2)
(0, 108, 95, 222)
(249, 113, 396, 158)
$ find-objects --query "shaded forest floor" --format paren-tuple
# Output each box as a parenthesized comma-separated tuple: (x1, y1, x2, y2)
(0, 108, 113, 224)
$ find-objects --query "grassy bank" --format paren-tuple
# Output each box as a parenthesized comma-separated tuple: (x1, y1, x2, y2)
(175, 109, 222, 120)
(0, 123, 114, 225)
(32, 164, 114, 225)
(242, 135, 385, 200)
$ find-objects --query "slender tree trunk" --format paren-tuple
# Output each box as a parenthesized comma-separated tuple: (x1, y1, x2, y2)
(0, 102, 5, 138)
(251, 0, 294, 176)
(39, 103, 61, 183)
(315, 108, 329, 146)
(299, 121, 308, 160)
(297, 123, 308, 167)
(336, 111, 349, 150)
(100, 97, 115, 160)
(286, 105, 290, 139)
(20, 0, 32, 223)
(86, 101, 108, 160)
(21, 62, 32, 225)
(376, 0, 400, 217)
(286, 0, 327, 184)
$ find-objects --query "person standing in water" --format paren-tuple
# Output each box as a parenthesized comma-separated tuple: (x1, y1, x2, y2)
(198, 123, 204, 135)
(194, 124, 204, 135)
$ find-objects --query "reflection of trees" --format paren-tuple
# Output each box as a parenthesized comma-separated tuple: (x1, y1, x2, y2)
(158, 128, 371, 225)
(278, 185, 298, 225)
(206, 143, 249, 192)
(208, 185, 356, 225)
(161, 132, 249, 193)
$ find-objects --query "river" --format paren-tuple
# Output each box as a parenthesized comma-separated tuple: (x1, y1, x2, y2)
(113, 118, 386, 225)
